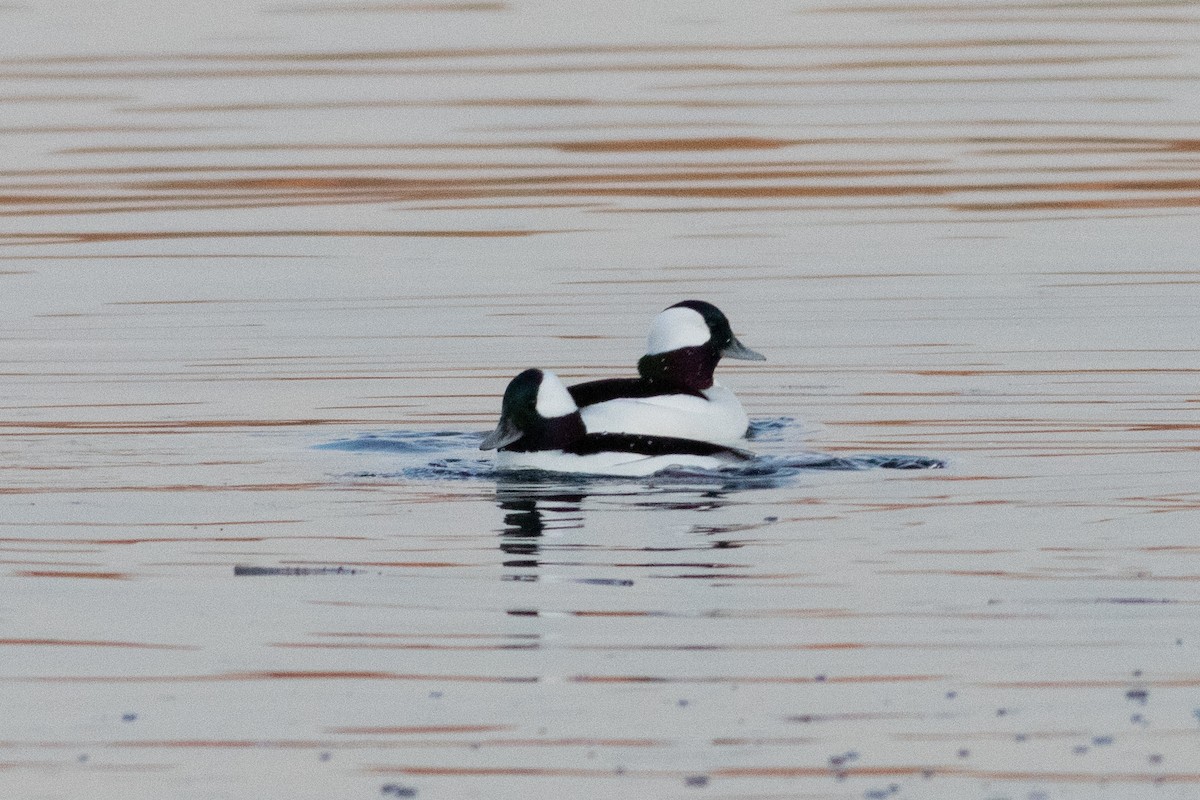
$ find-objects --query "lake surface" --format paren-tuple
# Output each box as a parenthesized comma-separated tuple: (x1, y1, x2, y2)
(3, 1, 1200, 798)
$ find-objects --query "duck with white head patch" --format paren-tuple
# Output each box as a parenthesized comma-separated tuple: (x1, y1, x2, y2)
(481, 368, 752, 477)
(568, 300, 765, 445)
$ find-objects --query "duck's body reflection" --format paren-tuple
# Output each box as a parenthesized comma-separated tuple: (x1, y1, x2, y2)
(489, 453, 943, 582)
(495, 477, 739, 582)
(498, 487, 586, 564)
(497, 481, 595, 581)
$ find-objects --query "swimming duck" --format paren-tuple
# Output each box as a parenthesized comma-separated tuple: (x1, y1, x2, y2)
(568, 300, 765, 445)
(480, 368, 752, 476)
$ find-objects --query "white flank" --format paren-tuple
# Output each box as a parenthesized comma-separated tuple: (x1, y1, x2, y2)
(496, 448, 735, 477)
(645, 306, 710, 355)
(534, 370, 578, 418)
(580, 383, 749, 444)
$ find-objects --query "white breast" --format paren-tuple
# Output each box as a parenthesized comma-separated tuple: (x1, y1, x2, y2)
(578, 383, 750, 445)
(495, 448, 735, 477)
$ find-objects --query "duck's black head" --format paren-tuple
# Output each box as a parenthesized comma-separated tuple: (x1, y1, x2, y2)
(637, 300, 765, 392)
(480, 368, 587, 452)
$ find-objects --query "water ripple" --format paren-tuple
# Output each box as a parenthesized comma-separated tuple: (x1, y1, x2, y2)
(321, 419, 945, 485)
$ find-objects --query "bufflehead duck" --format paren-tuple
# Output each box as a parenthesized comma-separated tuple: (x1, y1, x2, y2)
(568, 300, 765, 444)
(480, 368, 752, 476)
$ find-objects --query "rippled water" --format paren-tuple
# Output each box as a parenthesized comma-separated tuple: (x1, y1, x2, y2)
(317, 421, 946, 482)
(3, 0, 1200, 798)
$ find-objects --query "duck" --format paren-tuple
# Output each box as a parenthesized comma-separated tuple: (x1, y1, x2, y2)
(480, 368, 753, 477)
(567, 300, 765, 445)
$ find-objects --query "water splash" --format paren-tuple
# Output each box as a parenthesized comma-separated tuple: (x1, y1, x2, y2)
(320, 418, 945, 486)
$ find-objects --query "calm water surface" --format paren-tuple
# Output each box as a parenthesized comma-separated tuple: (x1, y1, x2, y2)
(2, 1, 1200, 798)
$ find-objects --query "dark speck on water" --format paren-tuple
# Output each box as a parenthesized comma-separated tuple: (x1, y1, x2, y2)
(380, 786, 417, 798)
(684, 775, 709, 788)
(234, 565, 361, 577)
(1099, 598, 1176, 605)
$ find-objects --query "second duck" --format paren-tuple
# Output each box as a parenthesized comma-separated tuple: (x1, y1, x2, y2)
(568, 300, 765, 445)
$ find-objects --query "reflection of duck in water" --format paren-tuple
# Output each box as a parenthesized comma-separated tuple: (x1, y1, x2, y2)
(493, 480, 743, 575)
(495, 484, 586, 565)
(480, 369, 752, 477)
(568, 300, 765, 445)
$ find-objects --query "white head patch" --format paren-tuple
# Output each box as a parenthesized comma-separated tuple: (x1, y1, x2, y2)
(535, 370, 578, 418)
(646, 306, 710, 355)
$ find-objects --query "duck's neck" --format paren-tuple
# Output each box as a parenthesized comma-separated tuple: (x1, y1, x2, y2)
(637, 345, 719, 393)
(503, 412, 587, 452)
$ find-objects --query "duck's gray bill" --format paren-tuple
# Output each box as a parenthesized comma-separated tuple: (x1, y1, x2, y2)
(480, 418, 522, 450)
(722, 336, 766, 361)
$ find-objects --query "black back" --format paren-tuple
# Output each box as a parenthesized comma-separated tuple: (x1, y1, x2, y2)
(567, 376, 706, 408)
